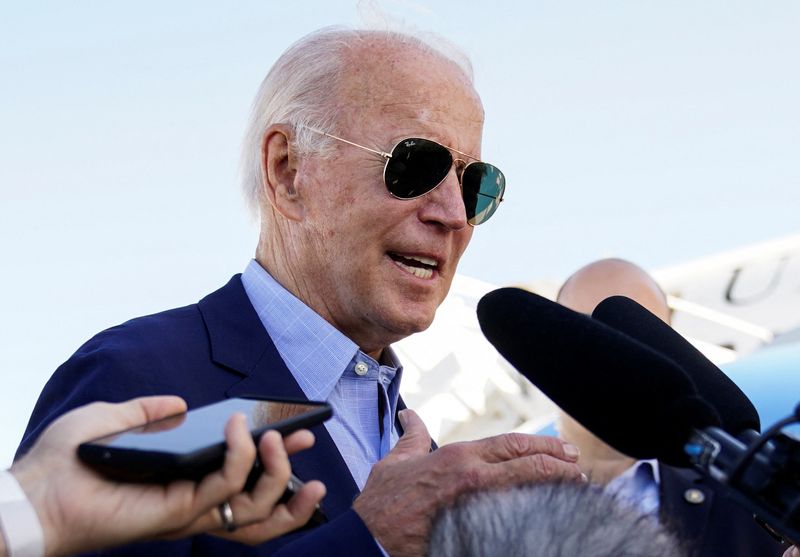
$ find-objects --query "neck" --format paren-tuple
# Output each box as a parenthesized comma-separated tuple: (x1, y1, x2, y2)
(255, 239, 388, 360)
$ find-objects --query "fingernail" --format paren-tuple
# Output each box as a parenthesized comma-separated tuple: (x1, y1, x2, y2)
(580, 472, 589, 483)
(398, 409, 409, 429)
(563, 443, 580, 460)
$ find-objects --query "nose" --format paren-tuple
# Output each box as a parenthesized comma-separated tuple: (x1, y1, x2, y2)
(417, 163, 468, 231)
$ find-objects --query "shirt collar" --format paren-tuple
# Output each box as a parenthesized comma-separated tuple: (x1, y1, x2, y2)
(240, 259, 360, 401)
(612, 458, 661, 487)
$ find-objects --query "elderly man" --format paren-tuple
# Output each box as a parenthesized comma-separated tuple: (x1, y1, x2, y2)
(555, 258, 785, 557)
(18, 27, 582, 557)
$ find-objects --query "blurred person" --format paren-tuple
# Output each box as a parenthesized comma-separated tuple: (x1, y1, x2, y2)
(555, 258, 785, 556)
(428, 482, 684, 557)
(17, 26, 582, 557)
(0, 396, 324, 557)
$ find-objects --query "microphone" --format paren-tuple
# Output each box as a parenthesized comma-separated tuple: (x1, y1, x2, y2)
(589, 295, 800, 541)
(476, 287, 720, 466)
(477, 286, 800, 544)
(592, 295, 760, 433)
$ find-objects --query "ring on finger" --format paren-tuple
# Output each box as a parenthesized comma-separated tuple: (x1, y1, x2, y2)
(217, 501, 237, 532)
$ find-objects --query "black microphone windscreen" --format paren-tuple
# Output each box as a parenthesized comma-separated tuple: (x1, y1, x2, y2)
(592, 296, 760, 433)
(477, 287, 720, 466)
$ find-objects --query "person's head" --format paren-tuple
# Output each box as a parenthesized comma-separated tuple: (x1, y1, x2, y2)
(555, 258, 671, 483)
(428, 482, 684, 557)
(242, 27, 496, 358)
(556, 258, 670, 323)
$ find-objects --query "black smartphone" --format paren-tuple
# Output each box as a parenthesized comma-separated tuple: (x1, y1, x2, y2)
(77, 397, 332, 485)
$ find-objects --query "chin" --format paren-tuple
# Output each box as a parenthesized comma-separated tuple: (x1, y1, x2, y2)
(378, 290, 443, 338)
(399, 311, 437, 336)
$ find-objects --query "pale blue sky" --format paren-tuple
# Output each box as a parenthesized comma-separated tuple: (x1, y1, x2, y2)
(1, 1, 798, 465)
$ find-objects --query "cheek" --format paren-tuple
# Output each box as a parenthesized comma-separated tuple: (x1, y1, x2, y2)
(453, 230, 474, 261)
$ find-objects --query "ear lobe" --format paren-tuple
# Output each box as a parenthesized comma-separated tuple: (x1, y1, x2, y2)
(261, 125, 305, 222)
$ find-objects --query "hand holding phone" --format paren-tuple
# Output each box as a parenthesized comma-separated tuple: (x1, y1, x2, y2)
(78, 397, 332, 525)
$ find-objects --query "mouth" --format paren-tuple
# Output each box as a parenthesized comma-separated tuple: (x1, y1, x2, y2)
(388, 252, 439, 280)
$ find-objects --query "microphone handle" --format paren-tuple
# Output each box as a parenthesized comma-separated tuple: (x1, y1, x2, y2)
(685, 426, 799, 545)
(686, 427, 772, 488)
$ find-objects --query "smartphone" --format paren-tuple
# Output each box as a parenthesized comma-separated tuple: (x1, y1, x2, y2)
(77, 397, 332, 485)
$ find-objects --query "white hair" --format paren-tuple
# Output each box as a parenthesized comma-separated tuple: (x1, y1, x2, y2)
(429, 482, 685, 557)
(238, 25, 474, 217)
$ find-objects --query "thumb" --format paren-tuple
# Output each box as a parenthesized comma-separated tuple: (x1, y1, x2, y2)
(40, 396, 188, 446)
(386, 409, 431, 463)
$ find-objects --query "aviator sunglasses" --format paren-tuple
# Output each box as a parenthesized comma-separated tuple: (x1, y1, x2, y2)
(305, 128, 505, 226)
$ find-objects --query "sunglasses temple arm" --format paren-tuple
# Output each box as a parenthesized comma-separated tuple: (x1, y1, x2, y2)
(304, 127, 392, 160)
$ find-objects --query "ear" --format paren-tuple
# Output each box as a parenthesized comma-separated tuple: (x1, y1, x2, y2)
(260, 125, 305, 222)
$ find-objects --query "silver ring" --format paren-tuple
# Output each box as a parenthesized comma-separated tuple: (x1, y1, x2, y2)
(218, 501, 237, 532)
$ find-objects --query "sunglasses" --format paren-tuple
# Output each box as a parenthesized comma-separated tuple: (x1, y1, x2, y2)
(304, 128, 505, 226)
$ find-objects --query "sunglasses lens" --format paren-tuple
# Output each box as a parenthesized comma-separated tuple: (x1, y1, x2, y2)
(384, 139, 453, 198)
(461, 163, 506, 225)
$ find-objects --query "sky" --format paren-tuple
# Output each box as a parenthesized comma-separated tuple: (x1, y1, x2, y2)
(1, 1, 798, 466)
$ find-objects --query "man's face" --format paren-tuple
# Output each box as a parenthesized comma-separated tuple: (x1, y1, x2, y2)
(286, 43, 484, 356)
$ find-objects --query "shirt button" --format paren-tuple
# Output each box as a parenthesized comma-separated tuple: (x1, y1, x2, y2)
(684, 488, 706, 504)
(355, 362, 369, 376)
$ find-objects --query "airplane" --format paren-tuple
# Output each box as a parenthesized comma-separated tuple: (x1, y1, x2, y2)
(395, 232, 800, 443)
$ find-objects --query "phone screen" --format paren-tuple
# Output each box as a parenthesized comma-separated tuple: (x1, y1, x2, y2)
(89, 398, 328, 454)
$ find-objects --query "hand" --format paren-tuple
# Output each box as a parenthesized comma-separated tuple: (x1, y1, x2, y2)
(10, 396, 325, 557)
(353, 409, 583, 557)
(783, 546, 799, 557)
(207, 429, 326, 545)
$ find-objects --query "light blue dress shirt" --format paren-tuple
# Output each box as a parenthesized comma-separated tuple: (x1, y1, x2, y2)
(240, 259, 402, 490)
(606, 459, 661, 517)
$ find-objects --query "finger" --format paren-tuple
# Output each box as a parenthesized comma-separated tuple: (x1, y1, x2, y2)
(488, 453, 585, 488)
(471, 433, 580, 464)
(164, 413, 256, 539)
(279, 479, 326, 526)
(248, 430, 292, 506)
(178, 413, 256, 528)
(44, 396, 188, 444)
(133, 395, 189, 424)
(201, 413, 256, 500)
(282, 429, 315, 455)
(217, 480, 326, 544)
(210, 430, 293, 531)
(382, 409, 431, 463)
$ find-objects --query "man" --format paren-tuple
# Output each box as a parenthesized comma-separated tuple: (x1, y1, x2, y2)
(18, 27, 583, 557)
(555, 258, 785, 556)
(428, 482, 683, 557)
(1, 396, 324, 557)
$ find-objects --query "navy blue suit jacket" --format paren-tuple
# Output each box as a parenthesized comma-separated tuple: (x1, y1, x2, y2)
(17, 275, 383, 557)
(659, 464, 786, 557)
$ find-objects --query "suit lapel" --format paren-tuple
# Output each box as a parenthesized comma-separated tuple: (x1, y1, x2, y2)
(197, 275, 360, 517)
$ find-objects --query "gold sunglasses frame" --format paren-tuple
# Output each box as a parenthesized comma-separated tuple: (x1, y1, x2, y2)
(302, 127, 505, 225)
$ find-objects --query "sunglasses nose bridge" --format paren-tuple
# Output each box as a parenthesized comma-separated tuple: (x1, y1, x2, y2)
(451, 158, 468, 185)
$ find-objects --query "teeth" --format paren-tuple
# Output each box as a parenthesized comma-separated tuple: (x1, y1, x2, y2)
(394, 260, 434, 279)
(406, 255, 438, 267)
